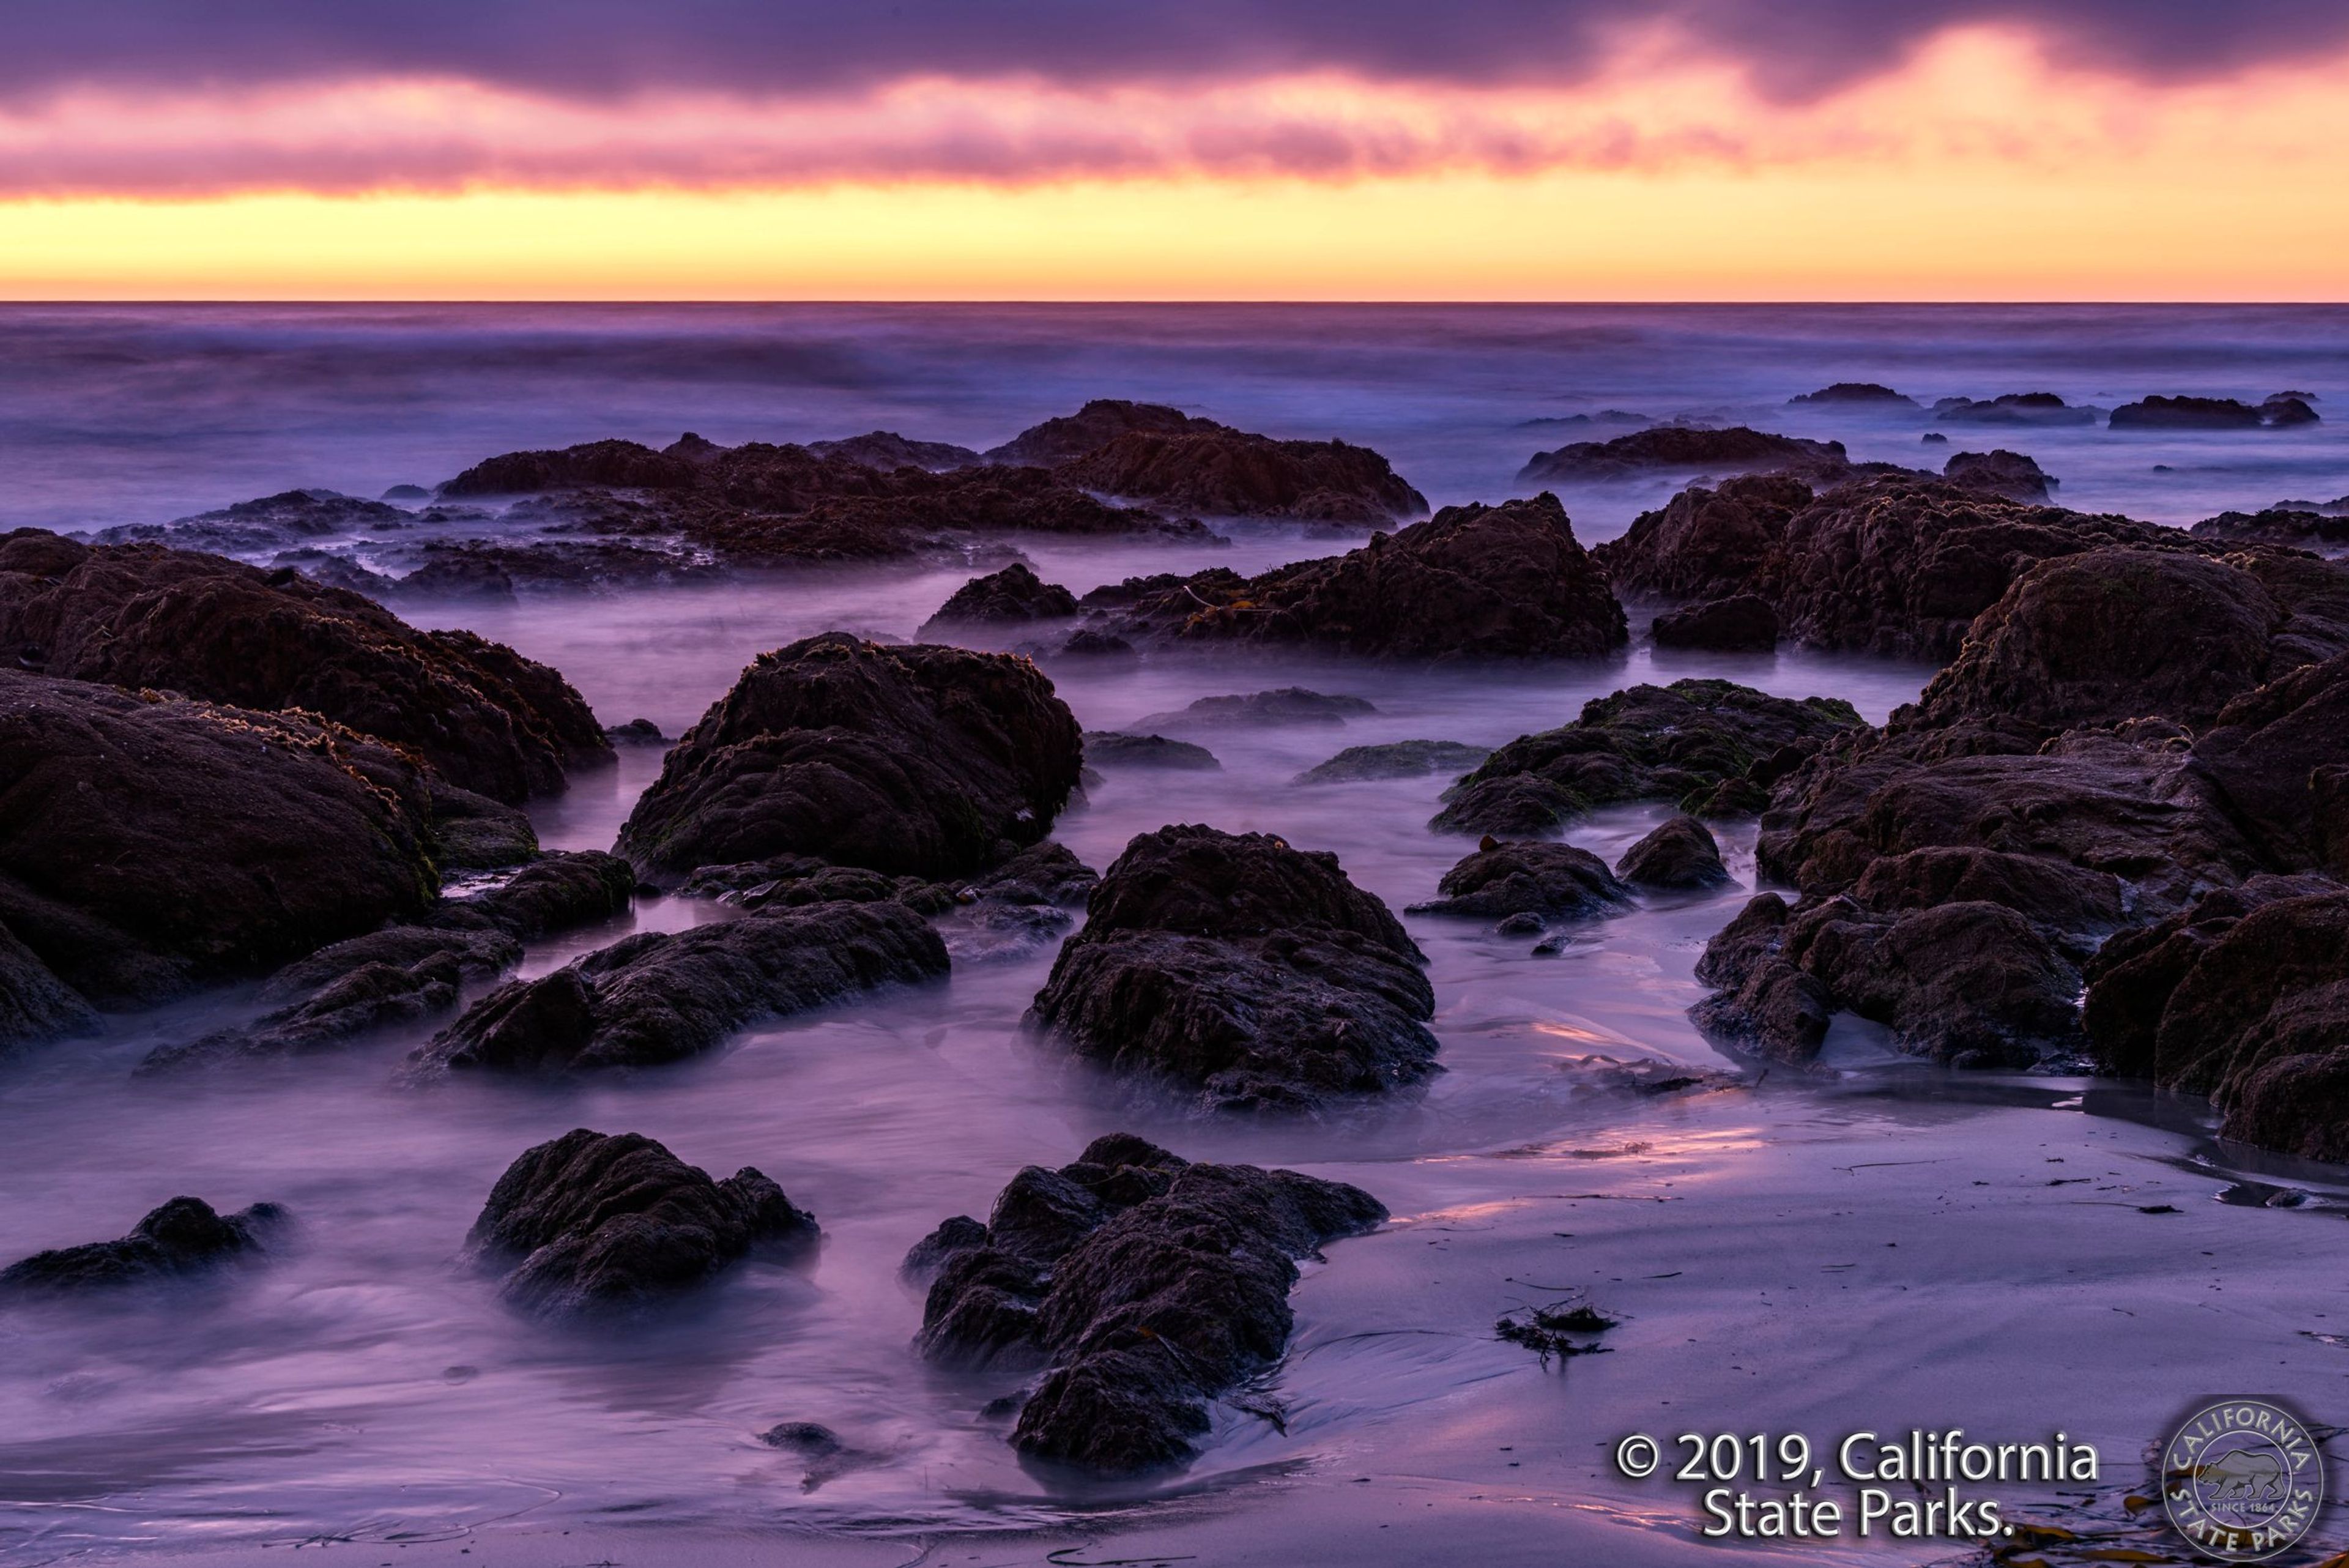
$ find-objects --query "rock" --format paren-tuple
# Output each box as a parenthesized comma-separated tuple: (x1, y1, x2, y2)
(429, 781, 540, 870)
(617, 634, 1083, 882)
(1943, 449, 2055, 503)
(141, 945, 489, 1073)
(1929, 394, 2100, 428)
(1052, 628, 1137, 658)
(89, 490, 413, 557)
(0, 1197, 286, 1295)
(1615, 816, 1731, 889)
(984, 400, 1220, 467)
(605, 717, 667, 746)
(0, 671, 437, 1009)
(440, 439, 701, 496)
(1650, 595, 1779, 652)
(918, 563, 1078, 633)
(1518, 426, 1849, 485)
(2191, 508, 2349, 552)
(900, 1214, 990, 1282)
(1082, 731, 1222, 771)
(1432, 679, 1862, 836)
(410, 901, 946, 1077)
(910, 1134, 1384, 1473)
(1921, 433, 1950, 445)
(804, 431, 982, 470)
(1690, 893, 1834, 1063)
(467, 1129, 817, 1316)
(1135, 688, 1375, 730)
(1027, 825, 1437, 1112)
(1082, 494, 1623, 658)
(2193, 652, 2349, 875)
(965, 841, 1099, 909)
(382, 485, 430, 501)
(456, 851, 639, 940)
(1594, 477, 2189, 661)
(1293, 739, 1491, 784)
(379, 538, 724, 598)
(1408, 842, 1633, 921)
(0, 919, 101, 1057)
(1789, 383, 1917, 409)
(0, 530, 612, 802)
(2262, 394, 2323, 428)
(1056, 426, 1427, 524)
(2107, 395, 2317, 431)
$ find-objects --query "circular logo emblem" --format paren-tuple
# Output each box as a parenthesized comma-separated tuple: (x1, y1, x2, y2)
(2162, 1399, 2324, 1561)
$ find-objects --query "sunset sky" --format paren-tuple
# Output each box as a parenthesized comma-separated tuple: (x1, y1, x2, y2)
(4, 1, 2346, 300)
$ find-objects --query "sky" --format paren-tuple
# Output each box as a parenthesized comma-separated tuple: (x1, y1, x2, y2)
(2, 1, 2346, 300)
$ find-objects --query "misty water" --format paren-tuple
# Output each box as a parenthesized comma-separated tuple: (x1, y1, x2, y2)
(3, 306, 2348, 1565)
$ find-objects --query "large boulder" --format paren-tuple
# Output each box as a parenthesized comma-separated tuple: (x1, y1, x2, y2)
(2109, 395, 2317, 431)
(1616, 816, 1731, 889)
(1518, 426, 1849, 485)
(1942, 450, 2055, 503)
(467, 1129, 818, 1316)
(0, 530, 611, 803)
(918, 563, 1078, 633)
(909, 1134, 1385, 1473)
(617, 634, 1083, 883)
(984, 400, 1220, 467)
(1930, 393, 2099, 428)
(2192, 652, 2349, 875)
(1407, 842, 1633, 921)
(0, 1197, 287, 1295)
(0, 671, 438, 1012)
(1078, 494, 1624, 660)
(1432, 679, 1863, 836)
(410, 901, 948, 1077)
(1057, 426, 1427, 524)
(1027, 826, 1436, 1112)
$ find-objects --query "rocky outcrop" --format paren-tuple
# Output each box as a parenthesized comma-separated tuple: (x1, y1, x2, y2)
(2191, 508, 2349, 552)
(1078, 495, 1626, 660)
(1651, 595, 1778, 652)
(1293, 739, 1490, 784)
(1083, 732, 1222, 770)
(468, 1129, 818, 1316)
(909, 1134, 1384, 1473)
(90, 489, 414, 556)
(617, 634, 1083, 883)
(1432, 680, 1863, 836)
(1408, 842, 1632, 922)
(2193, 652, 2349, 876)
(409, 901, 948, 1077)
(1929, 394, 2099, 428)
(0, 1197, 287, 1295)
(1943, 449, 2055, 503)
(0, 920, 102, 1058)
(1789, 384, 1917, 409)
(0, 671, 438, 1014)
(1057, 426, 1427, 524)
(1616, 816, 1731, 889)
(1518, 426, 1849, 485)
(2109, 395, 2318, 430)
(984, 400, 1220, 467)
(0, 530, 611, 802)
(918, 563, 1078, 633)
(1027, 826, 1436, 1112)
(804, 431, 981, 470)
(1132, 688, 1375, 730)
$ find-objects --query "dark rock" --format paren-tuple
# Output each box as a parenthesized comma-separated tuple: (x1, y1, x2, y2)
(2194, 652, 2349, 875)
(1789, 383, 1917, 409)
(382, 538, 724, 598)
(1930, 394, 2099, 428)
(1083, 731, 1222, 771)
(900, 1214, 990, 1282)
(1650, 594, 1779, 652)
(984, 400, 1220, 467)
(918, 563, 1078, 633)
(965, 841, 1099, 909)
(911, 1134, 1384, 1473)
(0, 1197, 286, 1294)
(1084, 494, 1625, 660)
(410, 901, 948, 1077)
(1056, 426, 1427, 524)
(89, 490, 412, 557)
(1943, 449, 2056, 503)
(429, 781, 540, 870)
(1615, 816, 1731, 889)
(1027, 825, 1436, 1112)
(1053, 628, 1136, 658)
(467, 1129, 817, 1316)
(141, 946, 487, 1073)
(0, 919, 100, 1057)
(440, 439, 702, 496)
(1519, 426, 1848, 485)
(617, 634, 1083, 882)
(1135, 688, 1375, 730)
(1293, 739, 1491, 784)
(1408, 842, 1633, 921)
(382, 485, 431, 501)
(0, 671, 437, 1009)
(2191, 508, 2349, 552)
(2107, 395, 2267, 431)
(457, 851, 639, 940)
(2261, 394, 2322, 428)
(804, 431, 982, 470)
(605, 717, 667, 746)
(1432, 679, 1862, 836)
(1689, 893, 1833, 1063)
(1921, 433, 1950, 445)
(0, 530, 612, 802)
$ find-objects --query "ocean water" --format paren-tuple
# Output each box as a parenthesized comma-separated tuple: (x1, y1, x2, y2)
(2, 305, 2347, 1567)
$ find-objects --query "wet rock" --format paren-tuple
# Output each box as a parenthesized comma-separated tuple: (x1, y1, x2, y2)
(605, 717, 667, 747)
(1027, 825, 1436, 1112)
(911, 1134, 1385, 1473)
(440, 439, 703, 496)
(384, 538, 725, 598)
(1083, 731, 1221, 771)
(142, 947, 489, 1073)
(1052, 628, 1136, 658)
(1650, 594, 1779, 652)
(1789, 383, 1917, 409)
(2262, 394, 2322, 428)
(1943, 449, 2056, 503)
(1081, 494, 1625, 659)
(1921, 433, 1950, 445)
(1432, 679, 1862, 836)
(1056, 425, 1427, 524)
(618, 634, 1084, 882)
(2194, 652, 2349, 875)
(984, 400, 1220, 467)
(89, 491, 412, 558)
(1134, 688, 1375, 731)
(1293, 739, 1491, 784)
(804, 431, 982, 470)
(455, 851, 639, 940)
(1408, 842, 1633, 921)
(0, 919, 101, 1057)
(468, 1129, 817, 1316)
(2191, 507, 2349, 552)
(0, 530, 612, 802)
(901, 1214, 991, 1283)
(1519, 426, 1849, 485)
(0, 671, 437, 1009)
(1689, 894, 1833, 1063)
(1929, 393, 2099, 428)
(2109, 395, 2317, 430)
(0, 1197, 287, 1295)
(918, 563, 1078, 634)
(966, 841, 1099, 910)
(382, 485, 430, 501)
(429, 781, 540, 870)
(1615, 816, 1731, 889)
(410, 901, 946, 1077)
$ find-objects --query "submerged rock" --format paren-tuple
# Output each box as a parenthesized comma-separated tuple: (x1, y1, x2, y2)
(1028, 825, 1436, 1112)
(1293, 739, 1491, 784)
(2109, 394, 2317, 430)
(1432, 679, 1862, 836)
(0, 530, 612, 803)
(1082, 731, 1222, 771)
(1930, 393, 2099, 428)
(1615, 816, 1731, 889)
(605, 717, 667, 747)
(0, 1197, 287, 1295)
(618, 634, 1083, 883)
(1789, 383, 1917, 409)
(468, 1129, 817, 1316)
(910, 1134, 1385, 1473)
(1518, 426, 1849, 485)
(1650, 594, 1779, 652)
(1408, 842, 1633, 921)
(429, 782, 540, 870)
(1133, 688, 1376, 730)
(918, 563, 1078, 634)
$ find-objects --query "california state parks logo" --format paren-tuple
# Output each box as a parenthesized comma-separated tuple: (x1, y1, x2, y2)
(2162, 1399, 2323, 1560)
